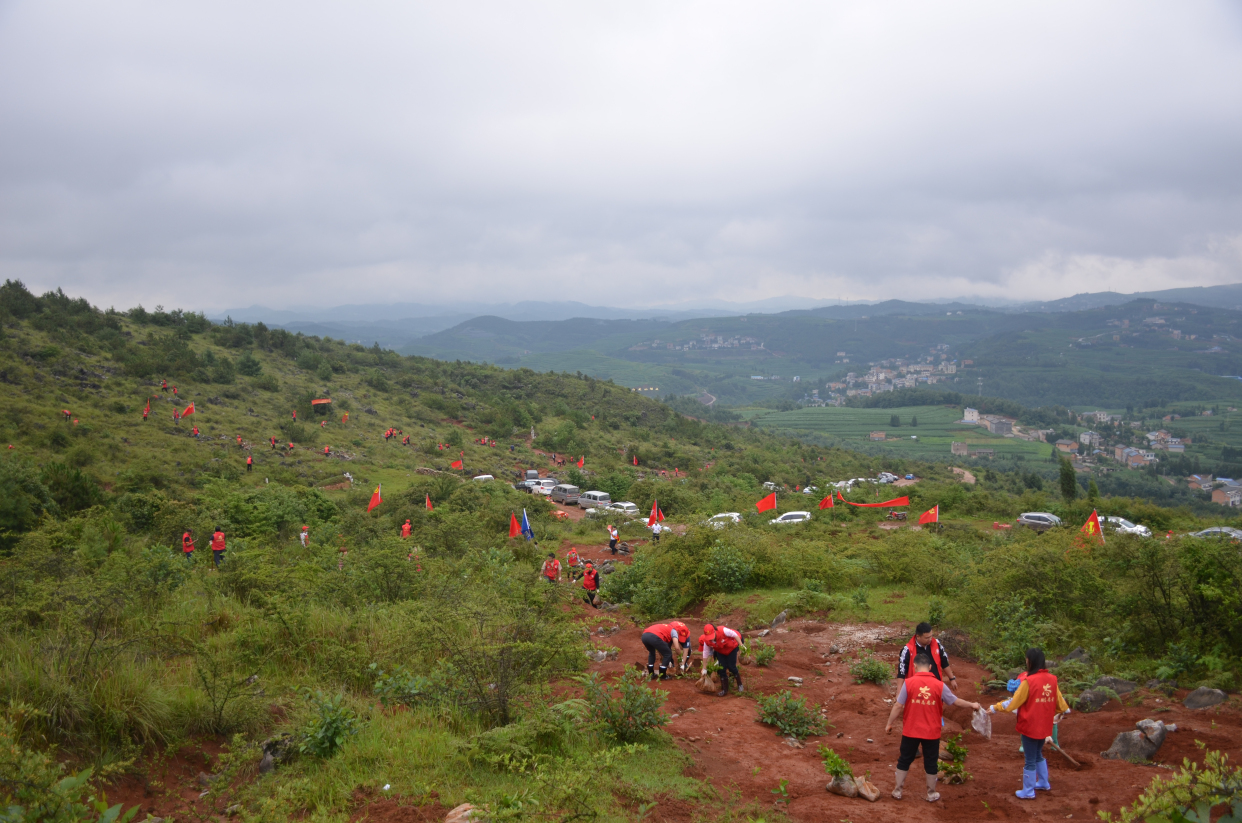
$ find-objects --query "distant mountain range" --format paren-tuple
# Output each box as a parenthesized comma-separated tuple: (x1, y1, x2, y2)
(211, 283, 1242, 357)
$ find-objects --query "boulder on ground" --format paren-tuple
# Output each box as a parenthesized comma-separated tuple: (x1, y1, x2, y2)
(444, 803, 477, 823)
(258, 733, 295, 774)
(1077, 689, 1111, 713)
(1101, 719, 1171, 761)
(1184, 687, 1227, 710)
(1062, 647, 1092, 666)
(1095, 676, 1137, 695)
(771, 610, 788, 628)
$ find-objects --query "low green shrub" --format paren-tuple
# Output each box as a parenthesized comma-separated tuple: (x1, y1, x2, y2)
(751, 639, 777, 667)
(0, 711, 138, 823)
(755, 690, 826, 740)
(297, 690, 359, 759)
(370, 663, 439, 708)
(1101, 746, 1242, 822)
(579, 669, 669, 744)
(849, 652, 892, 686)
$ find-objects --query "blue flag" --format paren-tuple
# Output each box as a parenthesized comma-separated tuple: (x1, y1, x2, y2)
(521, 509, 534, 541)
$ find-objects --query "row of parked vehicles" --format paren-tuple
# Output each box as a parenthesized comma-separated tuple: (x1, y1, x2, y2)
(514, 472, 644, 518)
(1016, 512, 1153, 536)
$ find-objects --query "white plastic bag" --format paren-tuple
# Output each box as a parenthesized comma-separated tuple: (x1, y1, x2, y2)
(971, 707, 993, 740)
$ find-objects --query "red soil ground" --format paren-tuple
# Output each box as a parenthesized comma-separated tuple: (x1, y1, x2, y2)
(107, 540, 1242, 823)
(568, 569, 1242, 822)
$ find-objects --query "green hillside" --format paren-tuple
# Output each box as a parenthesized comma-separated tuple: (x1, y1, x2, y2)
(6, 281, 1242, 822)
(403, 300, 1242, 410)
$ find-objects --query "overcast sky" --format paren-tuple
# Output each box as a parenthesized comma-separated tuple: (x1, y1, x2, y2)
(1, 1, 1241, 313)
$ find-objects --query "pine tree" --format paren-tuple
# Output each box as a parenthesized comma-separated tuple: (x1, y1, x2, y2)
(1088, 478, 1100, 502)
(1059, 457, 1078, 502)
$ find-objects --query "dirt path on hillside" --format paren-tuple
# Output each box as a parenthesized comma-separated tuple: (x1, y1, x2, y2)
(952, 467, 976, 484)
(573, 600, 1242, 823)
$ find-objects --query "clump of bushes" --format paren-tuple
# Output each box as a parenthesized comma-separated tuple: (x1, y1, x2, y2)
(579, 669, 669, 743)
(750, 639, 777, 667)
(297, 689, 359, 759)
(756, 690, 826, 740)
(849, 652, 892, 685)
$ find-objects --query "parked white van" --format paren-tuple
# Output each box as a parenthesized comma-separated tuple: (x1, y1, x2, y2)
(579, 490, 612, 509)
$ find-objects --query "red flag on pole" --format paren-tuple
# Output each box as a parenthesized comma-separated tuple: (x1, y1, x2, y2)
(818, 495, 834, 510)
(451, 459, 463, 470)
(918, 505, 939, 525)
(837, 491, 845, 502)
(577, 455, 584, 468)
(425, 493, 434, 511)
(632, 455, 638, 466)
(509, 512, 522, 538)
(1080, 509, 1105, 544)
(181, 402, 195, 417)
(756, 492, 776, 512)
(367, 484, 382, 512)
(647, 499, 665, 527)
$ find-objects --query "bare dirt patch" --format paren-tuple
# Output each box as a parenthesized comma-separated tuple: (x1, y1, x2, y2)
(573, 603, 1242, 822)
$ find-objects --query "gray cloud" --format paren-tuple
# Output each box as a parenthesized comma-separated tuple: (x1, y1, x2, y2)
(1, 1, 1240, 311)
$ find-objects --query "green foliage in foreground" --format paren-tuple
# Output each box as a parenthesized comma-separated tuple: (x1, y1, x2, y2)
(849, 652, 892, 686)
(1101, 745, 1242, 823)
(755, 690, 826, 740)
(818, 745, 853, 779)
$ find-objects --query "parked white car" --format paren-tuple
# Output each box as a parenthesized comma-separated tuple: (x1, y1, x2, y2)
(762, 481, 779, 491)
(472, 474, 494, 482)
(801, 485, 818, 495)
(705, 512, 742, 529)
(578, 490, 612, 509)
(607, 501, 642, 518)
(1102, 516, 1151, 537)
(770, 511, 812, 525)
(530, 479, 557, 495)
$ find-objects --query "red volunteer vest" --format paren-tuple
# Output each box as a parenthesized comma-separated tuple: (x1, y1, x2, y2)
(567, 550, 580, 565)
(1016, 670, 1059, 740)
(902, 671, 944, 739)
(583, 568, 599, 591)
(701, 626, 741, 655)
(401, 523, 412, 538)
(542, 559, 559, 579)
(182, 533, 194, 553)
(905, 637, 944, 680)
(211, 532, 226, 552)
(644, 624, 673, 644)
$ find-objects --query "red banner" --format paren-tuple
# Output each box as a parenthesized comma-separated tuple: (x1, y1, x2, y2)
(840, 496, 909, 508)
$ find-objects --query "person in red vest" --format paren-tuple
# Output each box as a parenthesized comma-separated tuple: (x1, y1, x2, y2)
(246, 455, 253, 472)
(580, 561, 600, 608)
(292, 410, 297, 421)
(896, 622, 957, 687)
(300, 525, 310, 548)
(640, 622, 689, 681)
(885, 652, 982, 803)
(990, 648, 1070, 799)
(182, 529, 195, 563)
(401, 519, 412, 539)
(210, 526, 226, 569)
(236, 434, 242, 446)
(607, 524, 619, 554)
(143, 407, 149, 422)
(172, 386, 177, 396)
(323, 445, 330, 457)
(541, 552, 561, 584)
(271, 436, 277, 449)
(161, 378, 167, 389)
(698, 624, 745, 695)
(565, 546, 582, 581)
(192, 425, 199, 437)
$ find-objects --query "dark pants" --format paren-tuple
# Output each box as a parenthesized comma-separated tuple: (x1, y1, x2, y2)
(897, 736, 940, 775)
(641, 632, 672, 676)
(184, 551, 193, 563)
(247, 463, 252, 472)
(583, 588, 599, 608)
(652, 532, 660, 542)
(1021, 734, 1047, 770)
(609, 538, 617, 554)
(715, 647, 741, 692)
(213, 550, 224, 568)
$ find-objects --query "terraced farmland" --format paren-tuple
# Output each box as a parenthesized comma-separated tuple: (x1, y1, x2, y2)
(749, 404, 1051, 459)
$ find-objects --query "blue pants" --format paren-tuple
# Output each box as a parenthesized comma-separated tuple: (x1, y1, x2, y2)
(1021, 734, 1046, 770)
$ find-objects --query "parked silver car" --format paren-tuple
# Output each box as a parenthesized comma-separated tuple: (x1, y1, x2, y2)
(770, 511, 812, 525)
(1016, 512, 1062, 532)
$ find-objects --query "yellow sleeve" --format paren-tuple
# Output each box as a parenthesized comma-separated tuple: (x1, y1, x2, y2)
(1055, 687, 1069, 713)
(995, 680, 1029, 714)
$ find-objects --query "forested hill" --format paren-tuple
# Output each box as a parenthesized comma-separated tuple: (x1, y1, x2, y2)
(0, 280, 897, 553)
